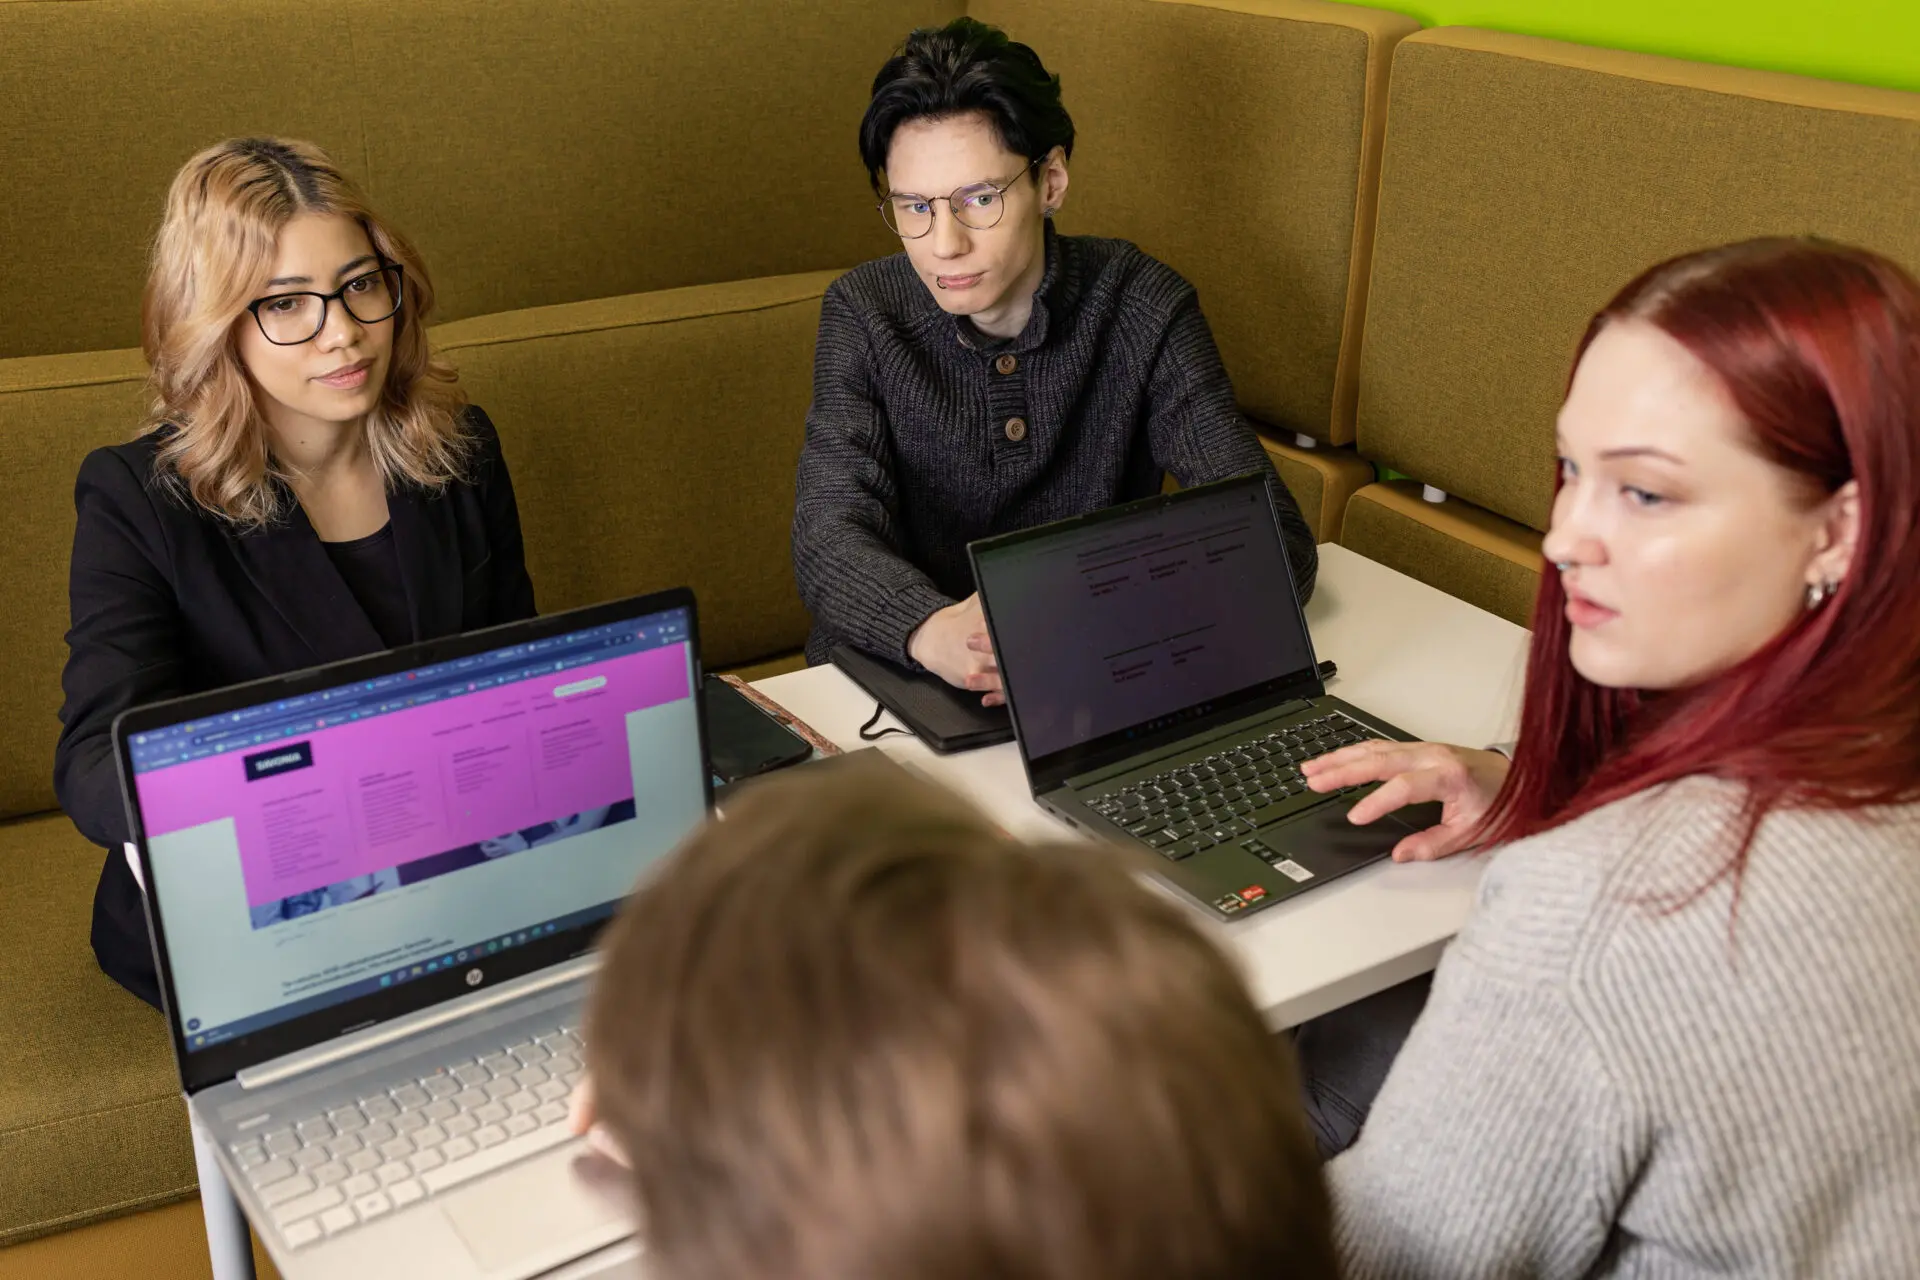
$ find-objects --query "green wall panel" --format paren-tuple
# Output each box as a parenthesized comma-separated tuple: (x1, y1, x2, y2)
(1333, 1, 1920, 93)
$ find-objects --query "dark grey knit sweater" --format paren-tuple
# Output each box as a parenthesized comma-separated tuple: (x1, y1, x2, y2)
(792, 227, 1317, 666)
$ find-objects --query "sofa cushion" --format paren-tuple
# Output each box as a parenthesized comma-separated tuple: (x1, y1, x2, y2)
(0, 1197, 278, 1280)
(1358, 28, 1920, 531)
(433, 272, 835, 669)
(1257, 434, 1376, 544)
(0, 0, 950, 358)
(0, 0, 357, 358)
(343, 0, 940, 338)
(0, 812, 194, 1246)
(968, 0, 1415, 443)
(0, 351, 151, 820)
(1340, 481, 1542, 626)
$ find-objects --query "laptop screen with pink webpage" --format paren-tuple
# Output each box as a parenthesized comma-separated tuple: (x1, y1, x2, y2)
(125, 605, 705, 1055)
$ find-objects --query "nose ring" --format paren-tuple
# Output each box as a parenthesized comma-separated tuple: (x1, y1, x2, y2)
(1553, 560, 1574, 573)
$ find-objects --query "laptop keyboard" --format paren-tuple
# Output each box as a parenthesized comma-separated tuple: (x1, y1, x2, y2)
(230, 1024, 585, 1250)
(1087, 712, 1383, 863)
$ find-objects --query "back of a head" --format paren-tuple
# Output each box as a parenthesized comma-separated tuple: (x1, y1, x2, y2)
(586, 757, 1334, 1280)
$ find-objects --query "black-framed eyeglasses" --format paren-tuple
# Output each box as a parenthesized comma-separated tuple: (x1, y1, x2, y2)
(878, 158, 1042, 239)
(246, 264, 405, 346)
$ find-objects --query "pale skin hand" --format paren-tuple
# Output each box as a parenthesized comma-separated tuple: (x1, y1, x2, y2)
(566, 1074, 630, 1167)
(1300, 741, 1512, 862)
(906, 593, 1003, 706)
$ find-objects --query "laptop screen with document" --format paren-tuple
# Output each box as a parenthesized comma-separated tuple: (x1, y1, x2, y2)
(118, 594, 707, 1086)
(972, 475, 1317, 776)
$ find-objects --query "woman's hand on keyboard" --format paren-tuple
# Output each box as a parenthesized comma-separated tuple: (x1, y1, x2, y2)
(1300, 742, 1510, 861)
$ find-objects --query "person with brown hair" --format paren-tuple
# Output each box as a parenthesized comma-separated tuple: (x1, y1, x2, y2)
(580, 756, 1336, 1280)
(56, 137, 537, 1007)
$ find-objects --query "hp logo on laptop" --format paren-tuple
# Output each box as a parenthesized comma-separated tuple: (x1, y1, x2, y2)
(466, 968, 483, 987)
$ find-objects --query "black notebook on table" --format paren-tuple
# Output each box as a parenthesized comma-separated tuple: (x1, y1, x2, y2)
(829, 644, 1013, 754)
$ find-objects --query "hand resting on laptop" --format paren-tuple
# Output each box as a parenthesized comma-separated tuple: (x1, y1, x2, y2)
(1301, 742, 1510, 862)
(905, 593, 1003, 706)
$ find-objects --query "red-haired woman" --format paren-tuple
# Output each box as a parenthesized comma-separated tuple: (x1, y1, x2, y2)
(1303, 238, 1920, 1276)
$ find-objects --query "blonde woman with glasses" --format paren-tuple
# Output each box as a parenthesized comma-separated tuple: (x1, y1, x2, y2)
(56, 137, 537, 1008)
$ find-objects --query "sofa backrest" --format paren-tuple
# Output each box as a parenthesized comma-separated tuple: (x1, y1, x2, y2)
(1357, 29, 1920, 531)
(0, 354, 151, 820)
(433, 276, 828, 670)
(0, 0, 956, 359)
(968, 0, 1415, 444)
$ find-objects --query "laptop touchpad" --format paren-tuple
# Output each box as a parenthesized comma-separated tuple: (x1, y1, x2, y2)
(441, 1143, 634, 1274)
(1277, 799, 1441, 872)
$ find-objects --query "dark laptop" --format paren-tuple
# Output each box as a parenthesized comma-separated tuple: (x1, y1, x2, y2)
(969, 474, 1440, 920)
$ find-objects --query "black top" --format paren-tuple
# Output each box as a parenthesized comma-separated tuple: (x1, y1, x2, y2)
(55, 405, 536, 1007)
(322, 522, 412, 649)
(792, 226, 1318, 666)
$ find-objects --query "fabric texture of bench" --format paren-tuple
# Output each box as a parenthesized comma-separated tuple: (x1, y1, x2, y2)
(1356, 27, 1920, 533)
(969, 0, 1415, 443)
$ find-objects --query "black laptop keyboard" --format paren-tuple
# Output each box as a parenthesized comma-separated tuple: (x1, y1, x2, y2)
(1086, 712, 1385, 863)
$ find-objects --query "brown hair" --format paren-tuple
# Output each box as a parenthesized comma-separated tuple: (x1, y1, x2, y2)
(585, 757, 1335, 1280)
(141, 137, 469, 526)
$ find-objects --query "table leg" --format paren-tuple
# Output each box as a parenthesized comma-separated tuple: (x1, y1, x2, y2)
(191, 1108, 258, 1280)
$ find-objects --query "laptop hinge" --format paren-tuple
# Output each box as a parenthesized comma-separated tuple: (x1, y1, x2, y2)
(235, 954, 597, 1091)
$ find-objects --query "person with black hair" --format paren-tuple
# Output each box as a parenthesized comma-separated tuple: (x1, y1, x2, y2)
(792, 17, 1316, 702)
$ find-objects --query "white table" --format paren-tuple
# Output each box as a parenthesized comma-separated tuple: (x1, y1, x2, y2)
(204, 545, 1529, 1280)
(753, 543, 1530, 1028)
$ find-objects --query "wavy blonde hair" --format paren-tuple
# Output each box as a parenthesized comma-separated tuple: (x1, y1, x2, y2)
(141, 137, 468, 526)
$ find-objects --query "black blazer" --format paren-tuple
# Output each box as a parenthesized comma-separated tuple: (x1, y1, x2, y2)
(55, 405, 537, 1007)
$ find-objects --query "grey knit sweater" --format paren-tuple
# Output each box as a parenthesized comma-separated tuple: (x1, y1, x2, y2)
(791, 227, 1316, 665)
(1331, 776, 1920, 1278)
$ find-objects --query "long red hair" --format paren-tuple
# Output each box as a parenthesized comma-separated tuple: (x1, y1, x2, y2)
(1478, 238, 1920, 881)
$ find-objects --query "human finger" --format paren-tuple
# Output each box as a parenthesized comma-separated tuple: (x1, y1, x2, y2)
(1302, 740, 1422, 790)
(567, 1075, 596, 1136)
(584, 1123, 632, 1169)
(1341, 771, 1434, 826)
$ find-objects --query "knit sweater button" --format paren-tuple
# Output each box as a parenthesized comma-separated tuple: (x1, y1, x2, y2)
(1004, 417, 1028, 442)
(995, 354, 1018, 375)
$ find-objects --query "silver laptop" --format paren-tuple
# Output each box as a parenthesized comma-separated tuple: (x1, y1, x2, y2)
(113, 589, 709, 1279)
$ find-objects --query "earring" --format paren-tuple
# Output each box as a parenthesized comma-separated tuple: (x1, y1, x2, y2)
(1042, 207, 1054, 218)
(1804, 578, 1835, 610)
